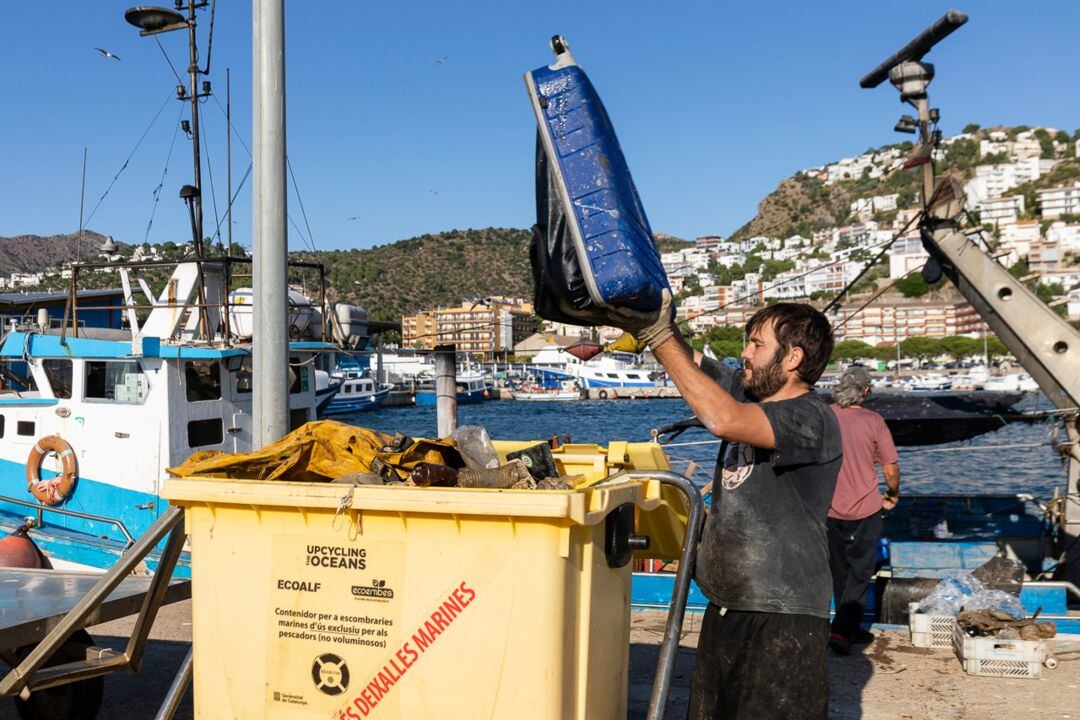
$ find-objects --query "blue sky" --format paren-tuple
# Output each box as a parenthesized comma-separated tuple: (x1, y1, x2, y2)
(3, 2, 1080, 252)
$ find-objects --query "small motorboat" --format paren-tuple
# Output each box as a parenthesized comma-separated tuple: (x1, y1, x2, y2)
(321, 374, 391, 416)
(414, 373, 488, 406)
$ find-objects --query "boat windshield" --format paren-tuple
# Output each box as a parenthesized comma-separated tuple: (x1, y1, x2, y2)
(42, 359, 73, 399)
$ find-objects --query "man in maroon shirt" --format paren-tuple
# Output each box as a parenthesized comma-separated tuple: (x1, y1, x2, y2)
(827, 366, 900, 655)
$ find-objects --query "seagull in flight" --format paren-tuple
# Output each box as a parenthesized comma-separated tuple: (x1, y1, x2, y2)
(346, 215, 362, 221)
(95, 47, 122, 61)
(434, 55, 449, 65)
(428, 189, 438, 196)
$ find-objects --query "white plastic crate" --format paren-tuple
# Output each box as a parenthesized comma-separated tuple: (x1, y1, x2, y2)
(951, 621, 1046, 678)
(908, 602, 956, 649)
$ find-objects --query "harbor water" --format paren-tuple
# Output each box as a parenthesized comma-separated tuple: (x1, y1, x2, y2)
(345, 395, 1064, 500)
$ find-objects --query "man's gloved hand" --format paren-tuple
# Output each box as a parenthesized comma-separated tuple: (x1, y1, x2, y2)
(607, 289, 677, 349)
(608, 331, 649, 355)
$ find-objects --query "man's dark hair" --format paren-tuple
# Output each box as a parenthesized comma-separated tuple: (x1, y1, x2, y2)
(745, 303, 834, 385)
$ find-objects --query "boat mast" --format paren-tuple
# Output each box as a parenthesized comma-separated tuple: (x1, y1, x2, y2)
(252, 0, 290, 446)
(125, 1, 213, 338)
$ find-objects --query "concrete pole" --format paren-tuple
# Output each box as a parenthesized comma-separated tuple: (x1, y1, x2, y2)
(252, 0, 289, 447)
(434, 345, 458, 438)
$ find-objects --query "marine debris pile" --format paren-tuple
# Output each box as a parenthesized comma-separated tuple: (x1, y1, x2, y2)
(167, 420, 583, 490)
(910, 557, 1059, 678)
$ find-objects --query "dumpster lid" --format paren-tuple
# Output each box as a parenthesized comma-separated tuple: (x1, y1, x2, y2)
(163, 476, 665, 525)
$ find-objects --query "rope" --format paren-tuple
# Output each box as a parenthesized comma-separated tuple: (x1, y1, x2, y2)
(208, 162, 252, 244)
(153, 36, 184, 86)
(288, 214, 314, 254)
(211, 93, 251, 156)
(201, 112, 223, 246)
(833, 262, 927, 329)
(899, 442, 1049, 453)
(205, 93, 314, 253)
(84, 91, 175, 228)
(822, 210, 923, 313)
(203, 0, 217, 74)
(661, 439, 724, 448)
(144, 103, 187, 242)
(287, 156, 317, 253)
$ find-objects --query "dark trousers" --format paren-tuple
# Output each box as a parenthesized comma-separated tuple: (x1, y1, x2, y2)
(688, 605, 829, 720)
(827, 511, 884, 641)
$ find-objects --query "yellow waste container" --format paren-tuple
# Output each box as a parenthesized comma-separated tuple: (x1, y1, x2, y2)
(163, 474, 669, 719)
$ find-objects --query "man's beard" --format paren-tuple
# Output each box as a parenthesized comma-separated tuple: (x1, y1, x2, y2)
(743, 348, 786, 399)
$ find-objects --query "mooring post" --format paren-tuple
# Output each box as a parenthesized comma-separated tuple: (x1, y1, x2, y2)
(376, 342, 385, 387)
(435, 345, 458, 438)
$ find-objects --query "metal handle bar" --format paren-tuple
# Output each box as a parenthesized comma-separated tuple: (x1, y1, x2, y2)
(860, 10, 967, 88)
(0, 493, 135, 546)
(618, 470, 706, 720)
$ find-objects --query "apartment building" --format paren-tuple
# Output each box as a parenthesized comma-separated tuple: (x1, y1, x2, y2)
(999, 220, 1040, 258)
(888, 235, 930, 279)
(1028, 238, 1063, 274)
(1068, 289, 1080, 321)
(1046, 221, 1080, 253)
(978, 195, 1025, 226)
(403, 298, 536, 356)
(835, 299, 988, 345)
(1037, 182, 1080, 219)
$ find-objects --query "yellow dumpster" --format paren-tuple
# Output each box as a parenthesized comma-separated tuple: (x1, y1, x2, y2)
(162, 474, 670, 719)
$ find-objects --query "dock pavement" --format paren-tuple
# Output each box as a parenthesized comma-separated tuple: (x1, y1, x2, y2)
(1, 602, 1076, 718)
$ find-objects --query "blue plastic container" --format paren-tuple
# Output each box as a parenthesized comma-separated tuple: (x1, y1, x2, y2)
(525, 36, 669, 314)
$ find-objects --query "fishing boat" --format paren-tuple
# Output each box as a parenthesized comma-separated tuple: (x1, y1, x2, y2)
(413, 371, 488, 406)
(511, 379, 581, 401)
(321, 373, 391, 415)
(530, 343, 666, 389)
(511, 389, 580, 401)
(899, 373, 954, 392)
(984, 371, 1041, 392)
(0, 3, 348, 575)
(0, 259, 332, 574)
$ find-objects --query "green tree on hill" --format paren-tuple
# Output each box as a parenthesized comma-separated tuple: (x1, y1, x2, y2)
(831, 340, 876, 361)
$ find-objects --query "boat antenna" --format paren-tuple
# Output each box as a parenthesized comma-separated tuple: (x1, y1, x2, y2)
(226, 66, 232, 257)
(859, 10, 967, 222)
(77, 147, 87, 264)
(125, 2, 214, 338)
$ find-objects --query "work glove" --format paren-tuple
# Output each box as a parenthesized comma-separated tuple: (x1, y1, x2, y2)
(608, 331, 649, 355)
(607, 289, 677, 349)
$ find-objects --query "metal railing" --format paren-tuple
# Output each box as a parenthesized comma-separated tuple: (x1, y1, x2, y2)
(0, 493, 135, 546)
(64, 256, 328, 345)
(0, 506, 186, 709)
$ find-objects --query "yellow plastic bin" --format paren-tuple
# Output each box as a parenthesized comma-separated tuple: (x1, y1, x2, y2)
(162, 475, 669, 719)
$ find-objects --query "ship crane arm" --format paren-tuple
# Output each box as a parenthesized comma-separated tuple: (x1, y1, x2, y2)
(862, 9, 1080, 584)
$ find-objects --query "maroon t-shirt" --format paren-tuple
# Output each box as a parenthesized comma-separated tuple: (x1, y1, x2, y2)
(828, 404, 899, 521)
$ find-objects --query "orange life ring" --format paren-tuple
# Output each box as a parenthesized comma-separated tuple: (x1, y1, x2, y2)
(26, 435, 78, 506)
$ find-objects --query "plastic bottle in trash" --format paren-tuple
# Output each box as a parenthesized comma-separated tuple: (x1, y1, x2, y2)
(451, 425, 500, 470)
(409, 463, 459, 487)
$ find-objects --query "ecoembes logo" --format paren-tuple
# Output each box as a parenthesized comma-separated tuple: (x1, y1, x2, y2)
(352, 578, 394, 601)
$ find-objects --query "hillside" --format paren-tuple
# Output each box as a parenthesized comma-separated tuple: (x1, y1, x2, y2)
(0, 228, 690, 319)
(731, 125, 1080, 241)
(292, 228, 690, 320)
(0, 231, 113, 275)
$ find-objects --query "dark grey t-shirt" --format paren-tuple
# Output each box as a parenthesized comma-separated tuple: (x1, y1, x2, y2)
(694, 357, 843, 618)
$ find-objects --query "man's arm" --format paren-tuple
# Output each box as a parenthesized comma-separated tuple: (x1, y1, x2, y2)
(651, 335, 776, 448)
(882, 463, 900, 510)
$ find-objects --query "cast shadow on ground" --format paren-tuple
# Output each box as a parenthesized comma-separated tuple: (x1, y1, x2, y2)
(0, 635, 193, 720)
